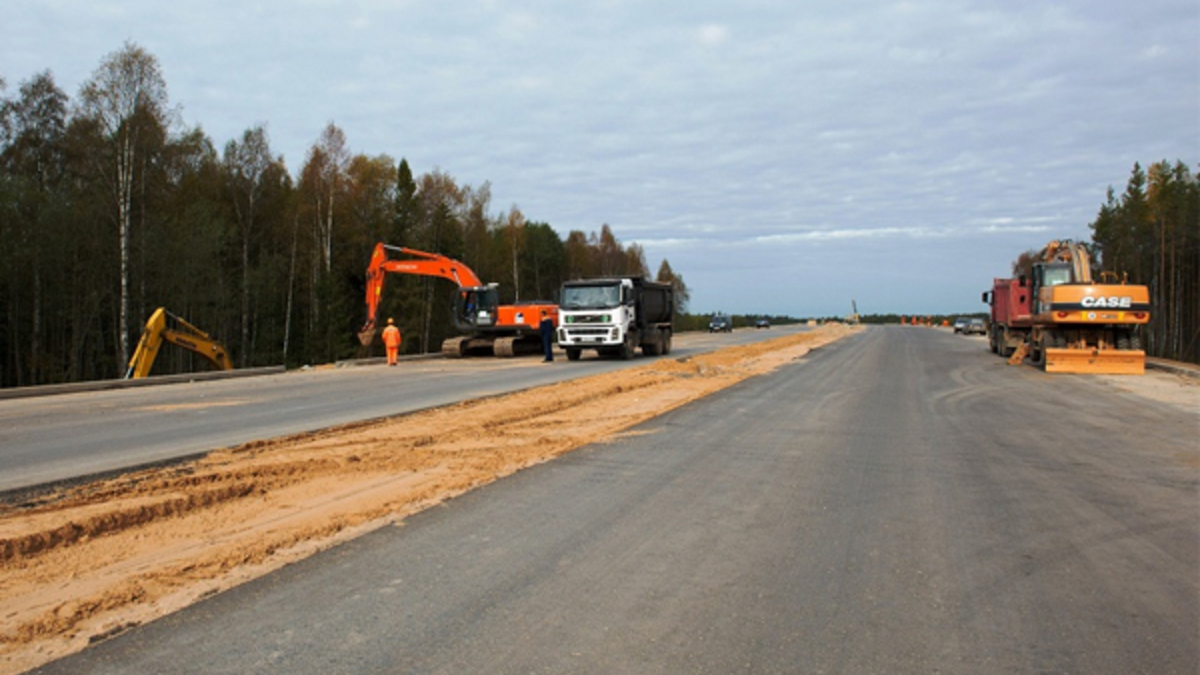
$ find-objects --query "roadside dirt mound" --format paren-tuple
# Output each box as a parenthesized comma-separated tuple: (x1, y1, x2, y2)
(0, 324, 857, 674)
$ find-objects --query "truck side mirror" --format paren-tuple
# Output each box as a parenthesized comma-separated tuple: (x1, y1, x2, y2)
(981, 291, 991, 304)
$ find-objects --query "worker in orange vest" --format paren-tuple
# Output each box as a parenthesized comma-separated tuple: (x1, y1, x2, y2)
(382, 318, 402, 366)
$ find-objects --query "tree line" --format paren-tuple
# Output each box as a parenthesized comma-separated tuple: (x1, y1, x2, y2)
(1088, 161, 1198, 364)
(0, 42, 689, 387)
(1008, 160, 1198, 364)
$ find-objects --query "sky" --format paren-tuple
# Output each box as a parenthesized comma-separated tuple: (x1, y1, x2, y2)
(3, 0, 1197, 318)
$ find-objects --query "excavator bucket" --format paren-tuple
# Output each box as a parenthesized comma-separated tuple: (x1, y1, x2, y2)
(358, 329, 377, 347)
(1044, 348, 1145, 375)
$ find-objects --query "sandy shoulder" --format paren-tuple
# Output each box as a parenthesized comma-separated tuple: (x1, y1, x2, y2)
(0, 325, 859, 674)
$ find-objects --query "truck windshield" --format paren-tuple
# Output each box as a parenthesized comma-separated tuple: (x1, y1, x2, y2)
(561, 285, 620, 309)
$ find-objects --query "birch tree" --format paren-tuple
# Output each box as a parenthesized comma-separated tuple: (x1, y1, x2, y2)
(78, 41, 171, 369)
(313, 122, 348, 274)
(223, 124, 273, 366)
(502, 206, 525, 301)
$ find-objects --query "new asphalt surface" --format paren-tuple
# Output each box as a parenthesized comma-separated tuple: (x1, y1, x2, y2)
(28, 327, 1200, 674)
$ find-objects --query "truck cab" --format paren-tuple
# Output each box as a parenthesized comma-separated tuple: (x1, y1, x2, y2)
(557, 277, 673, 360)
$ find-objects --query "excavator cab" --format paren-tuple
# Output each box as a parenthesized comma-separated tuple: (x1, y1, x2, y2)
(453, 285, 500, 331)
(1033, 262, 1073, 313)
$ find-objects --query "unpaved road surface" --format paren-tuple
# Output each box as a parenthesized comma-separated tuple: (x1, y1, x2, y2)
(0, 327, 799, 493)
(1, 325, 854, 673)
(7, 325, 1199, 674)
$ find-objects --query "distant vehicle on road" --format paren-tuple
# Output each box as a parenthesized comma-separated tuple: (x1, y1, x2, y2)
(953, 317, 970, 334)
(962, 318, 986, 335)
(708, 315, 732, 333)
(755, 318, 771, 329)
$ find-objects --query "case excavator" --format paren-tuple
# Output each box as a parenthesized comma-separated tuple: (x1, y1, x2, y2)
(983, 240, 1150, 374)
(358, 243, 558, 358)
(125, 308, 234, 379)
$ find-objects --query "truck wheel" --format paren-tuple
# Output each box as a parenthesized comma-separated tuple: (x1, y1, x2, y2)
(566, 348, 582, 361)
(1028, 336, 1045, 368)
(620, 335, 636, 360)
(642, 336, 661, 356)
(662, 331, 672, 355)
(1000, 328, 1015, 358)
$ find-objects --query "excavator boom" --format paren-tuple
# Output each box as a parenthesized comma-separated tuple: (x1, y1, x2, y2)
(360, 243, 487, 345)
(125, 308, 234, 379)
(358, 242, 558, 357)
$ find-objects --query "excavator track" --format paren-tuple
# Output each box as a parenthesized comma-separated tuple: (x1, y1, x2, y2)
(493, 337, 517, 358)
(441, 336, 470, 358)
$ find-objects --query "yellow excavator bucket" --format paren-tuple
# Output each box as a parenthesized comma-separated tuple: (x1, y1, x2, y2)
(1044, 348, 1145, 375)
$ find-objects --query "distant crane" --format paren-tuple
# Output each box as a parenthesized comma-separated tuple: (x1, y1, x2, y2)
(847, 300, 861, 324)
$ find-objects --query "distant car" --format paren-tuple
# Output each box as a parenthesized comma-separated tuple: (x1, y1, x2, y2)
(755, 318, 770, 329)
(708, 315, 732, 333)
(952, 317, 969, 334)
(963, 318, 986, 335)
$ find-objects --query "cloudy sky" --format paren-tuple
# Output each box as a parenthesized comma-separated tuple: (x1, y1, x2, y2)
(3, 1, 1196, 317)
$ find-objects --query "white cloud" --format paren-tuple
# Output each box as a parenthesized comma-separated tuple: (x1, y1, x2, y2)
(1, 0, 1195, 316)
(696, 23, 729, 47)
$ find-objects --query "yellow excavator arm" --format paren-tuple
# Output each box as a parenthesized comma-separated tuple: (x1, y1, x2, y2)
(124, 308, 234, 379)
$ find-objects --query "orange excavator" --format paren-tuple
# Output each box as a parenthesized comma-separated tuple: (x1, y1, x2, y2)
(984, 239, 1150, 373)
(358, 243, 558, 357)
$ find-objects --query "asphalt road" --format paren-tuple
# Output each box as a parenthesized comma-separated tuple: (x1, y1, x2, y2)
(0, 326, 793, 494)
(31, 326, 1199, 674)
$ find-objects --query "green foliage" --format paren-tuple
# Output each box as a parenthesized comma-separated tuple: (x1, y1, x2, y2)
(1089, 160, 1199, 364)
(0, 45, 689, 385)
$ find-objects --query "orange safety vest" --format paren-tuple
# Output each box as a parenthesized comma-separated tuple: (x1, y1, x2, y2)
(382, 325, 402, 348)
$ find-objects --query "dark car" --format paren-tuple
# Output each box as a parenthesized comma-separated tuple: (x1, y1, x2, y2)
(963, 318, 986, 335)
(755, 318, 770, 329)
(708, 315, 732, 333)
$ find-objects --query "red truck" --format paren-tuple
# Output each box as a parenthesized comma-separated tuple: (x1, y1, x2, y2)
(982, 277, 1032, 357)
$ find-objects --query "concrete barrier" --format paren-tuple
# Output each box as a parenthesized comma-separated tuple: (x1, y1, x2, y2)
(0, 366, 287, 401)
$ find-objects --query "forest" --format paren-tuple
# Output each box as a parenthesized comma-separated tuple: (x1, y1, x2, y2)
(3, 43, 1196, 388)
(0, 43, 689, 387)
(1088, 161, 1199, 365)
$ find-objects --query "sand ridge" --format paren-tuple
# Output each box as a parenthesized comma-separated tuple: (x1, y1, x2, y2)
(0, 324, 858, 674)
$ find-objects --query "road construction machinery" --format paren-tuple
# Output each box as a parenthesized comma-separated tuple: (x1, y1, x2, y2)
(359, 243, 558, 358)
(982, 240, 1150, 374)
(557, 277, 674, 360)
(125, 308, 234, 379)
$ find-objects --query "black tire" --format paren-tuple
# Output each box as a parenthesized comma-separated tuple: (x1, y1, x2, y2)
(620, 334, 636, 360)
(642, 332, 663, 356)
(662, 331, 672, 355)
(1028, 336, 1045, 367)
(566, 348, 582, 361)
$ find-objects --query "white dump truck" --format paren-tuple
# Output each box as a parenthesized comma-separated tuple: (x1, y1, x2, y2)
(556, 277, 675, 360)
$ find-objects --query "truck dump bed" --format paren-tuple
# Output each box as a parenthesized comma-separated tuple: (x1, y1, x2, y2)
(634, 279, 674, 326)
